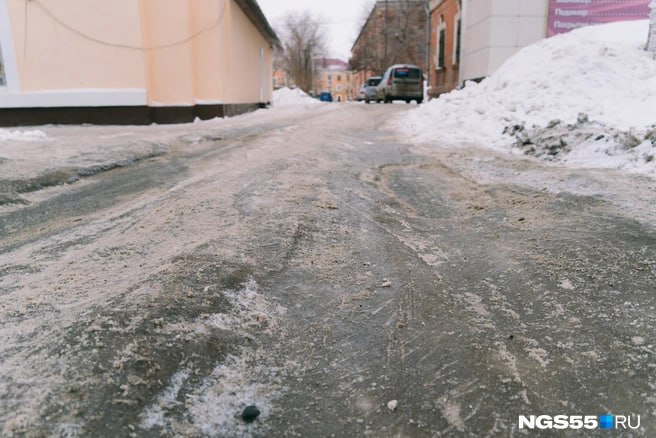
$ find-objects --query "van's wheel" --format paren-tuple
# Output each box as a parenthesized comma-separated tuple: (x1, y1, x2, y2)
(406, 100, 411, 104)
(417, 98, 423, 104)
(365, 99, 370, 104)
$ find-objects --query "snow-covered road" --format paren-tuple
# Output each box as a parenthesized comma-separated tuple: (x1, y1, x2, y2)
(1, 102, 655, 436)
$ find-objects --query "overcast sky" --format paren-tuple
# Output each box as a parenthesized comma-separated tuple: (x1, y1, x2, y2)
(256, 0, 374, 60)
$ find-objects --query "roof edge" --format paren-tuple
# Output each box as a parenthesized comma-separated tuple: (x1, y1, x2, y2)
(233, 0, 281, 48)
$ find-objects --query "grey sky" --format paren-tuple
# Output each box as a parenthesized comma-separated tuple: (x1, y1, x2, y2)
(256, 0, 374, 60)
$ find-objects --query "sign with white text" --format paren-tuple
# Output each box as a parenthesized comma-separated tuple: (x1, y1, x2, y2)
(548, 0, 651, 36)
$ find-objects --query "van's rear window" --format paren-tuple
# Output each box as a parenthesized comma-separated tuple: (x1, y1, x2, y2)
(394, 68, 421, 79)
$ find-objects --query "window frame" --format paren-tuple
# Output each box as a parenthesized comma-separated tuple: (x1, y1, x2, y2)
(452, 7, 462, 66)
(435, 17, 447, 71)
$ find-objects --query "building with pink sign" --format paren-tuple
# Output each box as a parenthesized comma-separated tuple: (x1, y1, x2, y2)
(460, 0, 651, 84)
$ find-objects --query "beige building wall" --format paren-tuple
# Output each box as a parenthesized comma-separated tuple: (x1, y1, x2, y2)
(189, 0, 225, 103)
(7, 0, 147, 92)
(224, 1, 273, 104)
(140, 0, 196, 105)
(0, 0, 274, 108)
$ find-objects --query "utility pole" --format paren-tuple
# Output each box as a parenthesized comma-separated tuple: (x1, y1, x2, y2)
(458, 0, 467, 87)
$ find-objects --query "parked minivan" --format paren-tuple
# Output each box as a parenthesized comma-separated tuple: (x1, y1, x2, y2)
(376, 65, 423, 104)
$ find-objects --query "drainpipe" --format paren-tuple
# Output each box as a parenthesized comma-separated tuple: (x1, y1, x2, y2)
(458, 0, 467, 87)
(425, 0, 431, 89)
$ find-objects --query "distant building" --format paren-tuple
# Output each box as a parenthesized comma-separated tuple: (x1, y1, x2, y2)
(313, 58, 353, 102)
(273, 47, 294, 89)
(0, 0, 279, 126)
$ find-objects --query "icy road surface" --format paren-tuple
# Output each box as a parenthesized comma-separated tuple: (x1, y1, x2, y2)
(1, 103, 655, 437)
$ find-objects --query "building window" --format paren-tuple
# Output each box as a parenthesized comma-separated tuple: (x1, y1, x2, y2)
(453, 14, 462, 66)
(438, 28, 446, 69)
(435, 17, 446, 70)
(337, 75, 341, 81)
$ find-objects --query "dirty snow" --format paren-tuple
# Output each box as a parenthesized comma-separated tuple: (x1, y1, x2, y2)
(139, 279, 285, 436)
(399, 20, 656, 176)
(272, 87, 321, 108)
(0, 129, 48, 142)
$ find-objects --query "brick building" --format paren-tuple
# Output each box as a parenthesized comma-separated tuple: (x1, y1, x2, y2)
(350, 0, 427, 99)
(428, 0, 461, 97)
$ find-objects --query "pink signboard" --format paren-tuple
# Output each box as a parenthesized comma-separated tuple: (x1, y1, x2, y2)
(548, 0, 651, 36)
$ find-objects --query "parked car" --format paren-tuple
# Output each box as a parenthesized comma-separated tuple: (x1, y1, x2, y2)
(363, 76, 382, 104)
(376, 65, 423, 104)
(357, 84, 367, 101)
(319, 92, 333, 102)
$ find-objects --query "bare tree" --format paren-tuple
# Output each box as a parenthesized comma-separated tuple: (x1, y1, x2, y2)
(350, 0, 426, 75)
(277, 12, 326, 93)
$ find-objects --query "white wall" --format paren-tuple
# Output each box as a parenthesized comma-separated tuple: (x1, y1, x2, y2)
(461, 0, 547, 82)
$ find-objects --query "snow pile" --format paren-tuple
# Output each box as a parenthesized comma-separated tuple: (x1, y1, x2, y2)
(400, 20, 656, 175)
(273, 87, 321, 108)
(0, 129, 48, 142)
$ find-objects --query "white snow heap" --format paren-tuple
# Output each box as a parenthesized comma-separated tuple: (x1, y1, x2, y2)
(272, 87, 321, 108)
(0, 129, 48, 142)
(398, 20, 656, 175)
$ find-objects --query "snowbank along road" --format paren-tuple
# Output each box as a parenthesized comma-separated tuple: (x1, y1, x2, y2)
(1, 103, 655, 437)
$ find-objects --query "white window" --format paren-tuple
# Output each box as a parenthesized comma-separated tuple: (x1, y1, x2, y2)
(336, 84, 342, 92)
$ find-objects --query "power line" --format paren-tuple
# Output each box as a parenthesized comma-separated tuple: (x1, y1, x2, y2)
(29, 0, 225, 51)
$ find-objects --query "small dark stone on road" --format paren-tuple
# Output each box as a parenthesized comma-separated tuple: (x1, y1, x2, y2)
(509, 335, 514, 340)
(241, 405, 261, 423)
(518, 217, 525, 222)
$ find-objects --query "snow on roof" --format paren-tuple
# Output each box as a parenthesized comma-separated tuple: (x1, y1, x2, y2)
(399, 20, 656, 176)
(315, 58, 349, 71)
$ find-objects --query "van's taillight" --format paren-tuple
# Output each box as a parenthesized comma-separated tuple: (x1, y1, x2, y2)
(388, 75, 393, 85)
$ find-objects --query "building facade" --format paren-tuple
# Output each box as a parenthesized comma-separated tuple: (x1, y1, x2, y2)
(428, 0, 461, 97)
(313, 58, 353, 102)
(0, 0, 279, 126)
